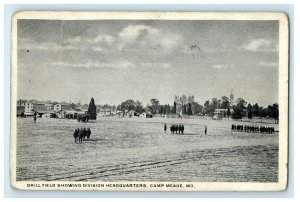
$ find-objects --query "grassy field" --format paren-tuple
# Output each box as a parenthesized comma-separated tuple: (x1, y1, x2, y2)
(16, 117, 278, 182)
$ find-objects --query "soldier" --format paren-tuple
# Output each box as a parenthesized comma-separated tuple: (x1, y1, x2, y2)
(182, 124, 184, 134)
(33, 113, 37, 123)
(205, 125, 207, 135)
(73, 129, 79, 143)
(164, 123, 167, 134)
(83, 128, 87, 140)
(87, 128, 91, 139)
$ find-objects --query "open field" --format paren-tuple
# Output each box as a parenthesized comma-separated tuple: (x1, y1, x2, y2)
(16, 117, 278, 182)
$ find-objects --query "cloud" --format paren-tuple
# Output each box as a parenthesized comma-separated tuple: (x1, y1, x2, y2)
(94, 34, 115, 45)
(51, 61, 136, 69)
(117, 24, 183, 50)
(19, 24, 183, 54)
(243, 38, 278, 52)
(18, 38, 79, 51)
(212, 64, 235, 69)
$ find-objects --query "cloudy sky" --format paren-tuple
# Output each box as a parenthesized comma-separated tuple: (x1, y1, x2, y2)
(17, 20, 279, 106)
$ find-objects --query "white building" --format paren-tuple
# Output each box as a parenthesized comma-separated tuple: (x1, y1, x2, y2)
(139, 112, 153, 118)
(25, 102, 45, 112)
(53, 103, 71, 112)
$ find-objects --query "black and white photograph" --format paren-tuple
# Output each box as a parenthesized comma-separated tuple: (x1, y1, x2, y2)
(10, 11, 289, 191)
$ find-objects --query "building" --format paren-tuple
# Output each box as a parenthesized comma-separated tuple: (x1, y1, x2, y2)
(16, 106, 25, 117)
(139, 112, 153, 118)
(213, 108, 234, 120)
(24, 101, 48, 117)
(53, 103, 72, 112)
(126, 110, 139, 118)
(41, 112, 56, 118)
(44, 103, 53, 110)
(98, 108, 113, 117)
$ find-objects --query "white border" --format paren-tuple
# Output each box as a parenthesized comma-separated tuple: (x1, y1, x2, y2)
(10, 11, 289, 192)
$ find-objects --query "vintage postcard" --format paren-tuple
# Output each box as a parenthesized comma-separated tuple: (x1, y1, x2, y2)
(10, 11, 289, 191)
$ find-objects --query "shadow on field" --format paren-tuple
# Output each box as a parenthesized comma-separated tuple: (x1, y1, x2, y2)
(169, 133, 203, 136)
(82, 138, 105, 142)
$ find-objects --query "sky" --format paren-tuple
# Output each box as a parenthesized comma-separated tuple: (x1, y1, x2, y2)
(17, 19, 279, 107)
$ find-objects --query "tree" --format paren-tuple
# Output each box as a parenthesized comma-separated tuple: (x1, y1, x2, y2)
(87, 97, 97, 120)
(227, 108, 231, 119)
(221, 96, 230, 109)
(232, 106, 243, 119)
(172, 101, 177, 114)
(204, 100, 211, 115)
(192, 102, 203, 115)
(180, 94, 187, 105)
(159, 105, 164, 115)
(135, 100, 144, 113)
(149, 98, 159, 114)
(268, 103, 279, 124)
(252, 103, 260, 117)
(163, 104, 171, 114)
(187, 103, 193, 115)
(120, 99, 136, 112)
(182, 105, 187, 114)
(236, 98, 247, 109)
(247, 103, 253, 119)
(187, 95, 195, 104)
(232, 98, 247, 119)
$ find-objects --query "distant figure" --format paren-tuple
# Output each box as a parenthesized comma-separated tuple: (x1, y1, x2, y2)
(164, 123, 167, 134)
(170, 125, 174, 134)
(175, 124, 178, 134)
(182, 124, 184, 134)
(205, 125, 207, 135)
(73, 129, 79, 143)
(83, 128, 87, 140)
(33, 113, 37, 123)
(87, 128, 91, 139)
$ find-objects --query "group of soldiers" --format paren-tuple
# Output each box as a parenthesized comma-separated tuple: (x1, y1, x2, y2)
(164, 124, 208, 135)
(76, 114, 90, 123)
(231, 124, 275, 134)
(164, 124, 185, 134)
(73, 128, 92, 143)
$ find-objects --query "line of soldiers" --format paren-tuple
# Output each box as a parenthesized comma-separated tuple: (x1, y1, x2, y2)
(73, 128, 92, 143)
(77, 114, 90, 123)
(169, 124, 185, 134)
(231, 124, 275, 134)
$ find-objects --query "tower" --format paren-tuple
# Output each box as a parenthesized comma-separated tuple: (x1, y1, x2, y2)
(229, 88, 234, 107)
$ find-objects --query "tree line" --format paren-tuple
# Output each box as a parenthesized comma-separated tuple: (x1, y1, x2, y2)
(203, 96, 279, 123)
(99, 94, 279, 123)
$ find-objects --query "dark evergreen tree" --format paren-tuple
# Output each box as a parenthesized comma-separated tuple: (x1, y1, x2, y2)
(159, 105, 164, 115)
(187, 103, 193, 115)
(165, 104, 171, 114)
(231, 106, 243, 119)
(252, 103, 260, 117)
(183, 105, 187, 114)
(172, 102, 177, 114)
(247, 103, 253, 119)
(88, 97, 97, 120)
(227, 108, 231, 119)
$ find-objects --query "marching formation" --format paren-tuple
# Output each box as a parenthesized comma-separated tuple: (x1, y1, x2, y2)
(73, 128, 92, 143)
(170, 124, 185, 134)
(231, 124, 275, 134)
(77, 114, 90, 123)
(71, 123, 276, 144)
